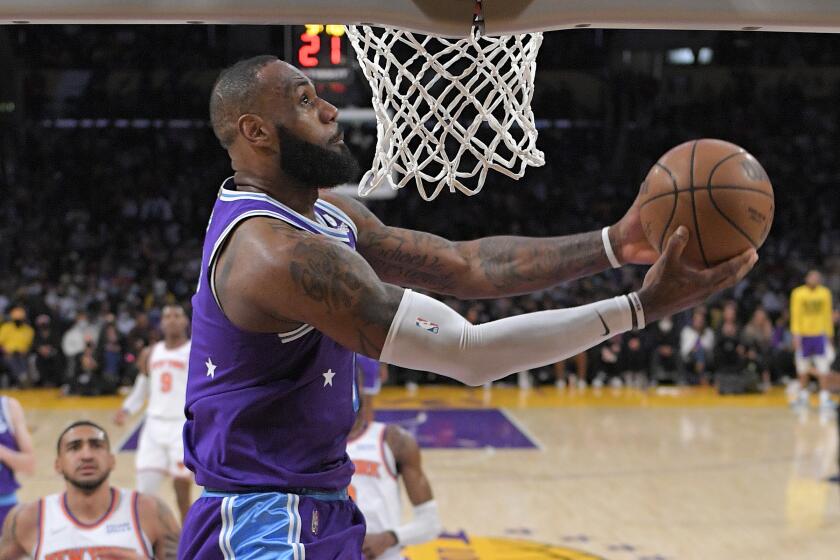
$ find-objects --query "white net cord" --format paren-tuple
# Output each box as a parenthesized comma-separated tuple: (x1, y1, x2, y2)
(346, 25, 545, 200)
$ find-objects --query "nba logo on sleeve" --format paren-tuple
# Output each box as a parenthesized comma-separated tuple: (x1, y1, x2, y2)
(416, 317, 439, 334)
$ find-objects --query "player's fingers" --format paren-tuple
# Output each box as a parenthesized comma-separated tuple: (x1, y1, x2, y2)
(661, 226, 689, 266)
(706, 249, 758, 291)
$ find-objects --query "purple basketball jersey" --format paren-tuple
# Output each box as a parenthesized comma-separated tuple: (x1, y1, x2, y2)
(0, 398, 20, 495)
(356, 355, 381, 395)
(184, 178, 360, 492)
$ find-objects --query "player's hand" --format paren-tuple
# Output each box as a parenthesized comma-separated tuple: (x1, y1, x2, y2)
(638, 226, 757, 324)
(363, 531, 398, 559)
(113, 409, 128, 426)
(610, 188, 659, 266)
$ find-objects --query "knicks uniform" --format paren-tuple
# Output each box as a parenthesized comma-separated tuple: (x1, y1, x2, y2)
(0, 397, 21, 526)
(790, 285, 834, 374)
(347, 423, 402, 560)
(137, 340, 191, 478)
(32, 488, 152, 560)
(180, 178, 364, 559)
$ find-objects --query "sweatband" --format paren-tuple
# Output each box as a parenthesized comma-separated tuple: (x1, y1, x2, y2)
(394, 500, 442, 547)
(602, 226, 621, 268)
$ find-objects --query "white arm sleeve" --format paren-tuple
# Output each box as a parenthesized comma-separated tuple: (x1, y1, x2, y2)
(121, 374, 150, 415)
(394, 500, 442, 547)
(380, 290, 642, 386)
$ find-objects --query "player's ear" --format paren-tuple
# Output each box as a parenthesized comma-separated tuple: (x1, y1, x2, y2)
(54, 456, 61, 475)
(237, 114, 271, 148)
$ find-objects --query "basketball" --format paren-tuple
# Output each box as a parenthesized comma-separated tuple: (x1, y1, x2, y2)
(638, 139, 774, 268)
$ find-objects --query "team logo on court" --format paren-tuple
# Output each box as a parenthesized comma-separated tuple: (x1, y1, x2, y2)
(415, 318, 439, 334)
(405, 535, 606, 559)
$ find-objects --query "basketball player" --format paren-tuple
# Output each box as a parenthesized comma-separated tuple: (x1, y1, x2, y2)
(357, 354, 386, 425)
(790, 270, 835, 410)
(347, 394, 441, 560)
(179, 55, 756, 558)
(114, 304, 193, 521)
(0, 421, 180, 559)
(0, 397, 35, 527)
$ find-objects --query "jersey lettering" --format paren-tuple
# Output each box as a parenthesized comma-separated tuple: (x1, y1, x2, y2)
(45, 546, 137, 560)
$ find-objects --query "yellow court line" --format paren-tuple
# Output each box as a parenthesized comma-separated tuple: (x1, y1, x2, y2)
(3, 385, 800, 412)
(373, 385, 794, 409)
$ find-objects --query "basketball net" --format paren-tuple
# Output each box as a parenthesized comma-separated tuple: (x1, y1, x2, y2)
(346, 7, 545, 200)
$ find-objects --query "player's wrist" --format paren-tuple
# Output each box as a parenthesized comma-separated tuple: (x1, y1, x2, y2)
(636, 287, 664, 325)
(602, 226, 622, 268)
(386, 529, 399, 547)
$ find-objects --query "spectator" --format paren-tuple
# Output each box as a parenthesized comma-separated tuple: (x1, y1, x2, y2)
(67, 334, 115, 396)
(714, 321, 744, 375)
(593, 335, 624, 388)
(622, 332, 648, 388)
(96, 322, 126, 388)
(30, 314, 64, 387)
(742, 307, 774, 388)
(0, 307, 35, 387)
(61, 310, 99, 383)
(648, 316, 681, 384)
(681, 311, 715, 385)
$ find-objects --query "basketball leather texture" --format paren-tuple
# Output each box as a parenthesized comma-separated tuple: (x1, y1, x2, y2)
(639, 139, 774, 268)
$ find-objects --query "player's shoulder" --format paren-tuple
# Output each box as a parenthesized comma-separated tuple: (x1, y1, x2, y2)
(4, 500, 40, 534)
(318, 191, 381, 230)
(134, 492, 173, 529)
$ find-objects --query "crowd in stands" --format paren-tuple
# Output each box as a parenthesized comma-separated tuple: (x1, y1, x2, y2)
(1, 28, 840, 394)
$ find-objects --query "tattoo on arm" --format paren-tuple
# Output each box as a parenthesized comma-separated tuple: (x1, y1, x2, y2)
(153, 498, 180, 560)
(328, 192, 610, 299)
(360, 225, 608, 299)
(475, 230, 608, 295)
(359, 229, 462, 294)
(284, 231, 402, 357)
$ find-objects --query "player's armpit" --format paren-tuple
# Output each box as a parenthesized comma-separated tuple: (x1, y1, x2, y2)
(217, 217, 404, 358)
(319, 192, 467, 296)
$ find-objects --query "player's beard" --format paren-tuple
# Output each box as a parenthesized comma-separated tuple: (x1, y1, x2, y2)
(276, 124, 360, 189)
(63, 471, 109, 494)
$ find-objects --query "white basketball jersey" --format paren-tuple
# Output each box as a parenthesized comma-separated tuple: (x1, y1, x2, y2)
(33, 488, 152, 560)
(347, 422, 402, 560)
(147, 340, 190, 419)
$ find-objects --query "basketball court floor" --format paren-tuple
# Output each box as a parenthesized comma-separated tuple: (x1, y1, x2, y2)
(9, 386, 839, 560)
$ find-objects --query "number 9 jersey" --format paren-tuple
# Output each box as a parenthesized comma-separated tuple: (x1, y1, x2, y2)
(137, 340, 192, 479)
(147, 340, 191, 420)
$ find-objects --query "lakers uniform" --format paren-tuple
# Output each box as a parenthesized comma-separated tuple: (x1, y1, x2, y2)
(790, 285, 834, 374)
(0, 397, 20, 526)
(137, 340, 191, 478)
(32, 488, 152, 559)
(347, 422, 402, 560)
(180, 178, 364, 559)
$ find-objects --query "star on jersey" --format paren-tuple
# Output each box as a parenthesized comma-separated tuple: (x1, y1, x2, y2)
(322, 369, 336, 387)
(205, 358, 217, 379)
